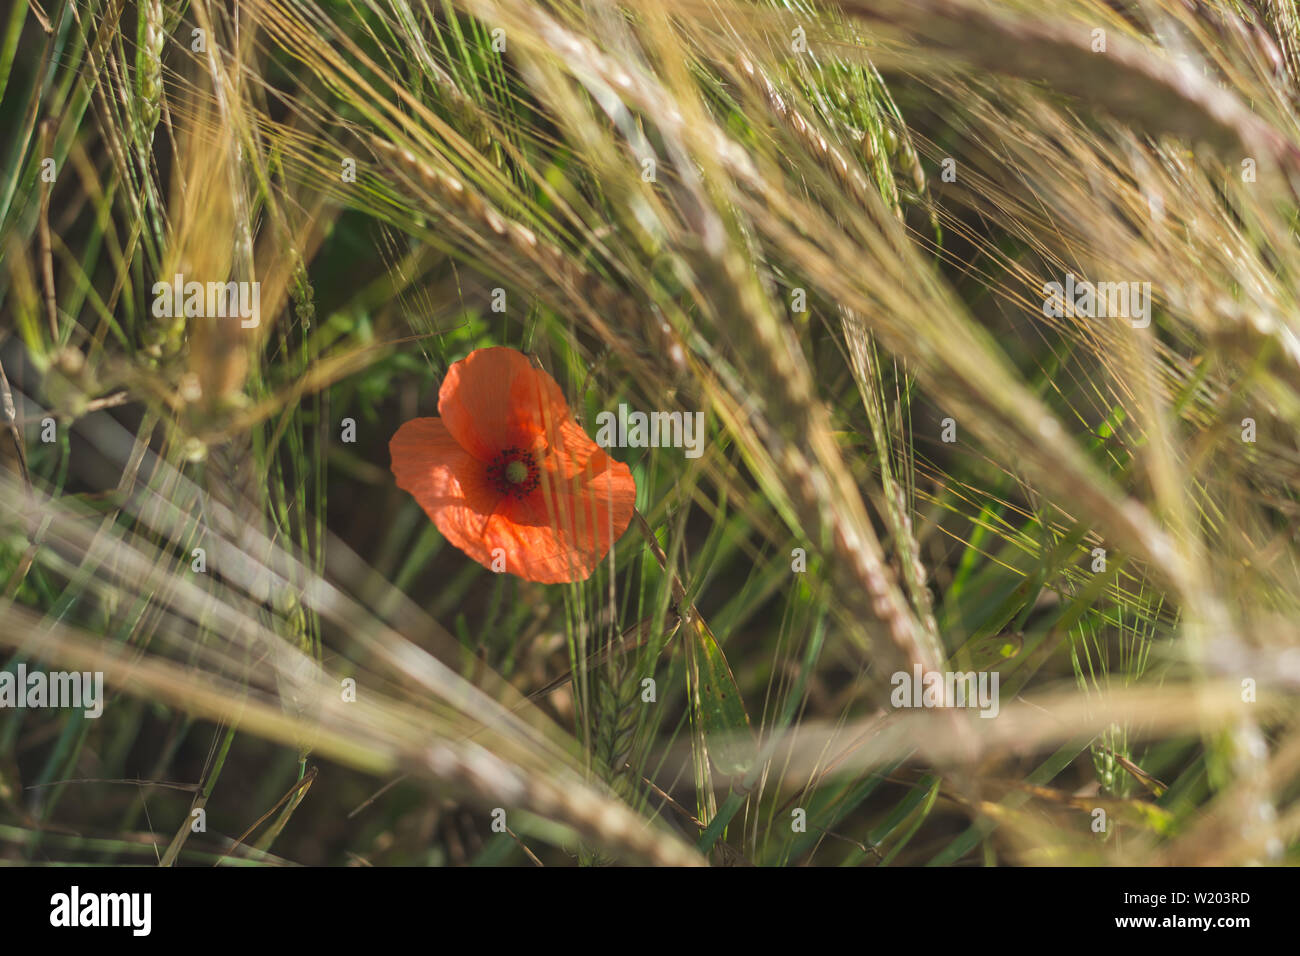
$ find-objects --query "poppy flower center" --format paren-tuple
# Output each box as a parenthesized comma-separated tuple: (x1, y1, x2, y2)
(487, 447, 540, 498)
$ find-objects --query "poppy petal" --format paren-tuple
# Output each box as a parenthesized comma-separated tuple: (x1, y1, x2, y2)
(389, 417, 504, 568)
(438, 347, 570, 462)
(490, 427, 637, 582)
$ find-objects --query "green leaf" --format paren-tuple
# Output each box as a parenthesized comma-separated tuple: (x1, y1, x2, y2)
(688, 618, 753, 777)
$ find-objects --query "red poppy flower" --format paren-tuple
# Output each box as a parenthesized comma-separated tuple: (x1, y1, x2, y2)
(389, 347, 637, 583)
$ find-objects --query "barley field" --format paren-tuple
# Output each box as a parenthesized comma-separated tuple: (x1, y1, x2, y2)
(0, 0, 1297, 872)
